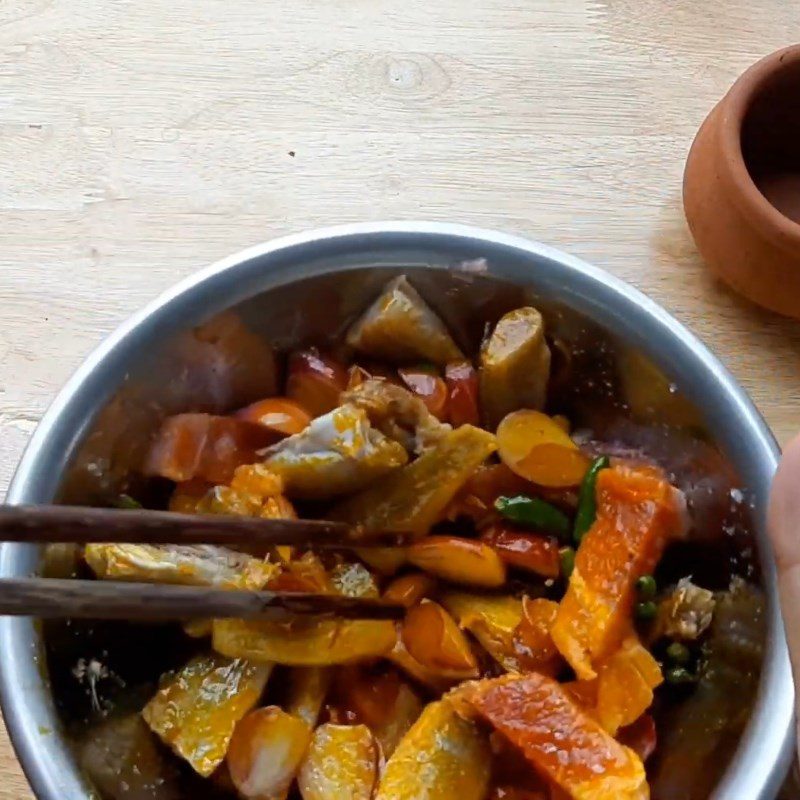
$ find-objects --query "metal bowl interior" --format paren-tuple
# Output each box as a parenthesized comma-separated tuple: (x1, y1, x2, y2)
(0, 222, 794, 799)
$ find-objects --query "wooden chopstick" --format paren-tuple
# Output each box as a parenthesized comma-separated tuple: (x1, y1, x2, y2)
(0, 578, 406, 621)
(0, 505, 404, 548)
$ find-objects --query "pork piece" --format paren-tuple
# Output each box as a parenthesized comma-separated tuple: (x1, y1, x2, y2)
(342, 378, 451, 454)
(262, 403, 408, 499)
(653, 577, 716, 642)
(84, 543, 279, 590)
(479, 307, 551, 430)
(346, 275, 464, 366)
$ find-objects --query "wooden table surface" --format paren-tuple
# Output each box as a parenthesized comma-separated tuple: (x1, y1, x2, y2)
(1, 0, 799, 796)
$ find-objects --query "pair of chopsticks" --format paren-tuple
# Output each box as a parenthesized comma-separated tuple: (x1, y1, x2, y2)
(0, 505, 407, 622)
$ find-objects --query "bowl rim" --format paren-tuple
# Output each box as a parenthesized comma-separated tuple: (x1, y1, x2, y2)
(0, 220, 794, 799)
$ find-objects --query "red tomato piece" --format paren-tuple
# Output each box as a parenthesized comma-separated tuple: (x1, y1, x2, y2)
(482, 524, 560, 578)
(286, 349, 348, 417)
(144, 414, 276, 484)
(445, 361, 480, 427)
(336, 666, 402, 729)
(617, 714, 657, 763)
(398, 366, 449, 420)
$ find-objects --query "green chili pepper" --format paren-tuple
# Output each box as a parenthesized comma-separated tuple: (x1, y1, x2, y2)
(115, 494, 142, 510)
(573, 455, 610, 544)
(635, 574, 657, 600)
(666, 641, 691, 665)
(634, 600, 658, 622)
(665, 666, 696, 685)
(559, 546, 576, 578)
(494, 495, 571, 539)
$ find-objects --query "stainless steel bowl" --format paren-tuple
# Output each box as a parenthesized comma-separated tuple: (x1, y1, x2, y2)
(0, 222, 794, 799)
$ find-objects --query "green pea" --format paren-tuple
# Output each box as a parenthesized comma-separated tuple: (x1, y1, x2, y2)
(634, 600, 658, 622)
(635, 574, 657, 600)
(665, 666, 696, 685)
(666, 642, 691, 665)
(573, 455, 610, 543)
(495, 495, 571, 539)
(559, 547, 576, 579)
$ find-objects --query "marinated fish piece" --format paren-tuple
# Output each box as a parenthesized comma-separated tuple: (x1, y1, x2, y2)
(197, 485, 297, 520)
(595, 637, 663, 735)
(401, 600, 479, 679)
(653, 577, 716, 642)
(342, 378, 450, 454)
(443, 593, 561, 675)
(298, 723, 379, 800)
(442, 592, 524, 672)
(168, 478, 215, 514)
(346, 275, 464, 366)
(330, 424, 497, 536)
(513, 597, 563, 677)
(387, 635, 460, 693)
(375, 699, 491, 800)
(355, 546, 407, 576)
(406, 536, 506, 588)
(85, 543, 279, 590)
(263, 403, 408, 499)
(551, 465, 685, 679)
(372, 680, 424, 757)
(479, 307, 552, 430)
(142, 654, 272, 777)
(383, 572, 437, 608)
(460, 673, 648, 800)
(285, 667, 333, 728)
(190, 464, 297, 520)
(213, 617, 397, 666)
(337, 667, 425, 758)
(329, 561, 379, 598)
(227, 706, 312, 800)
(79, 714, 181, 800)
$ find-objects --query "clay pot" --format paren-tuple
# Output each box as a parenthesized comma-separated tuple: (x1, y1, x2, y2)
(683, 45, 800, 318)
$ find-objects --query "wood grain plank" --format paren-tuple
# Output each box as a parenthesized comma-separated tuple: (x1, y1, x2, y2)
(1, 0, 797, 795)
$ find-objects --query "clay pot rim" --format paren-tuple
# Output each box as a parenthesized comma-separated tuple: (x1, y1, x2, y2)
(719, 43, 800, 248)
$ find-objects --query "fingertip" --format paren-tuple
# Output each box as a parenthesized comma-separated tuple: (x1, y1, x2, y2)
(768, 433, 800, 567)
